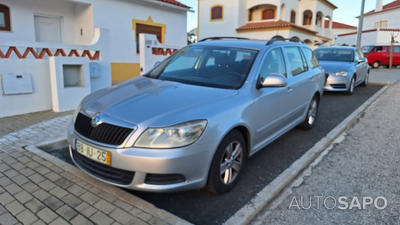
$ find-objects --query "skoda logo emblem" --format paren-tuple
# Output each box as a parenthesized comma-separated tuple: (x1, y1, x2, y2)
(91, 114, 102, 127)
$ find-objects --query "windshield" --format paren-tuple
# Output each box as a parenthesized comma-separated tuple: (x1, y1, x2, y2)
(145, 46, 258, 89)
(314, 49, 354, 62)
(362, 45, 374, 54)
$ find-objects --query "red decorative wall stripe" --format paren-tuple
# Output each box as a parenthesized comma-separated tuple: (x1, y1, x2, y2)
(0, 46, 100, 60)
(152, 47, 178, 56)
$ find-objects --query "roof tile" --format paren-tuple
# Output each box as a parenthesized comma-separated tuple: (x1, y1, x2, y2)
(158, 0, 190, 9)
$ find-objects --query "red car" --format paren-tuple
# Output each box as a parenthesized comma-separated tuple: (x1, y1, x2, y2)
(362, 44, 400, 69)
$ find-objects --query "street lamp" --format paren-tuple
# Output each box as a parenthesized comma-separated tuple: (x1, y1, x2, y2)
(356, 0, 366, 48)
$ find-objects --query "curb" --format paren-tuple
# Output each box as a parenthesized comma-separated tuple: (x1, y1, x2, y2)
(24, 143, 193, 225)
(224, 85, 390, 225)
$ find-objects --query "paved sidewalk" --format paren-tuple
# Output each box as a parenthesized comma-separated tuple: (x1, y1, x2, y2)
(0, 114, 190, 225)
(251, 74, 400, 223)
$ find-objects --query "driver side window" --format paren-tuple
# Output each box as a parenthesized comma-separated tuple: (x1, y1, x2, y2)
(259, 48, 287, 83)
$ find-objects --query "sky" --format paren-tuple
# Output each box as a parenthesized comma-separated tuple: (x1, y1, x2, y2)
(178, 0, 394, 32)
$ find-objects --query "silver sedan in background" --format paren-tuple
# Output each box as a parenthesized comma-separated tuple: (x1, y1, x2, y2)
(314, 46, 370, 95)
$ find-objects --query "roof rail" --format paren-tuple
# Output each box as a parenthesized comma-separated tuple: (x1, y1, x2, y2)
(198, 37, 250, 42)
(266, 38, 305, 45)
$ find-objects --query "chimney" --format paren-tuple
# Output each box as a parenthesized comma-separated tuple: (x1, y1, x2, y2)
(375, 0, 383, 12)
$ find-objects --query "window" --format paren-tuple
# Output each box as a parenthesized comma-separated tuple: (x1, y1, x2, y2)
(211, 6, 223, 21)
(303, 11, 312, 25)
(262, 9, 275, 20)
(259, 48, 287, 82)
(136, 23, 162, 53)
(290, 10, 296, 23)
(284, 47, 307, 75)
(0, 4, 11, 31)
(302, 48, 319, 68)
(393, 46, 400, 53)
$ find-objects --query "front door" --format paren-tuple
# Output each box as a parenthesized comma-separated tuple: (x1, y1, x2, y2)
(34, 15, 61, 44)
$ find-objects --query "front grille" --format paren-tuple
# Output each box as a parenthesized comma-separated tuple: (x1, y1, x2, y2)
(145, 173, 186, 185)
(330, 84, 347, 89)
(72, 150, 135, 185)
(75, 113, 133, 145)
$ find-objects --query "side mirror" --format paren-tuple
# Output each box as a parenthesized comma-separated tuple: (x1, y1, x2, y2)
(358, 58, 367, 64)
(257, 73, 287, 89)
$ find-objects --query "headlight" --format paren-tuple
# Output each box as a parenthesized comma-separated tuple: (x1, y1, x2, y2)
(134, 120, 207, 149)
(72, 101, 82, 123)
(331, 71, 348, 76)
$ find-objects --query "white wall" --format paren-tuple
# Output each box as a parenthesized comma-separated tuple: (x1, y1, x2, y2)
(363, 9, 400, 30)
(336, 32, 379, 46)
(0, 60, 52, 117)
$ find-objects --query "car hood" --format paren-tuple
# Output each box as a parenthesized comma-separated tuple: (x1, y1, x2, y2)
(319, 61, 354, 73)
(81, 76, 239, 126)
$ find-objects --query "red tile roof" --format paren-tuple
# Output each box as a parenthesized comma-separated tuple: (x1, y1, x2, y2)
(324, 21, 357, 29)
(363, 0, 400, 16)
(158, 0, 190, 9)
(236, 20, 317, 34)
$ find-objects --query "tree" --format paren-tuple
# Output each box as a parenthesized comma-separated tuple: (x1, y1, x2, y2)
(389, 31, 399, 70)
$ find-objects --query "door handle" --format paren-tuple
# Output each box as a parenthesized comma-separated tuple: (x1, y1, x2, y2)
(287, 87, 293, 93)
(308, 77, 315, 81)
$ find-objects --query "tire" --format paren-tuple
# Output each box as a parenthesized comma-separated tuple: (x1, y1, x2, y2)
(206, 130, 246, 194)
(344, 76, 355, 95)
(372, 61, 381, 69)
(298, 95, 319, 130)
(360, 71, 369, 87)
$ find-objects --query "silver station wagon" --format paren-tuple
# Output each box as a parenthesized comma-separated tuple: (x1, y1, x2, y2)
(68, 38, 326, 194)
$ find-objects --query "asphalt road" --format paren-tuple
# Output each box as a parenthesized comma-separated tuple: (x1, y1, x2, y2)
(130, 85, 383, 225)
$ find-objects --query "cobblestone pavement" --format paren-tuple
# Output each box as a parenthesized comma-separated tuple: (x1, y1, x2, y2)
(0, 113, 190, 225)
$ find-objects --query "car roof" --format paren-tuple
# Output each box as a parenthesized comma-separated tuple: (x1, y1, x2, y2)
(316, 46, 357, 50)
(192, 39, 308, 50)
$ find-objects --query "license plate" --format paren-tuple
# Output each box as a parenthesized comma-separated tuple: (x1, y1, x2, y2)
(75, 140, 111, 166)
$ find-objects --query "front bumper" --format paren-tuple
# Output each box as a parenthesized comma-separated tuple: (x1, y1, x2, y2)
(324, 75, 350, 92)
(67, 122, 218, 192)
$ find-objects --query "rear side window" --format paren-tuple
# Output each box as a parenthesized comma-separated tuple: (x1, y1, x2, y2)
(259, 48, 287, 82)
(302, 48, 319, 68)
(284, 47, 307, 76)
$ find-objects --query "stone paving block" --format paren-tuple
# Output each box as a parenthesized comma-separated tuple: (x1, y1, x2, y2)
(49, 165, 64, 174)
(26, 161, 41, 169)
(31, 219, 46, 225)
(130, 207, 153, 222)
(89, 186, 102, 194)
(112, 199, 134, 212)
(12, 174, 30, 186)
(68, 184, 86, 197)
(60, 171, 74, 180)
(39, 160, 53, 168)
(110, 208, 134, 224)
(35, 166, 51, 176)
(25, 198, 46, 213)
(54, 177, 74, 189)
(61, 194, 83, 208)
(94, 199, 117, 214)
(9, 162, 26, 171)
(98, 191, 118, 202)
(21, 181, 40, 193)
(45, 171, 62, 182)
(4, 169, 19, 178)
(29, 173, 46, 184)
(49, 186, 69, 199)
(48, 217, 70, 225)
(0, 192, 15, 205)
(75, 202, 97, 218)
(38, 179, 56, 191)
(148, 217, 169, 225)
(37, 207, 58, 223)
(0, 162, 11, 172)
(56, 204, 78, 221)
(4, 183, 23, 195)
(16, 209, 39, 225)
(32, 189, 51, 201)
(0, 212, 19, 225)
(19, 168, 35, 177)
(0, 175, 13, 186)
(17, 156, 31, 164)
(43, 196, 64, 211)
(0, 186, 4, 194)
(14, 190, 33, 204)
(111, 222, 123, 225)
(70, 214, 94, 225)
(2, 156, 17, 165)
(9, 151, 23, 158)
(5, 200, 25, 216)
(1, 145, 17, 154)
(31, 156, 44, 163)
(0, 204, 7, 214)
(126, 217, 148, 225)
(80, 191, 101, 205)
(90, 211, 115, 225)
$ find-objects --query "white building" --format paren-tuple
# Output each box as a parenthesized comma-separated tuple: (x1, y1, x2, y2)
(323, 21, 357, 45)
(0, 0, 190, 118)
(335, 0, 400, 46)
(198, 0, 337, 46)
